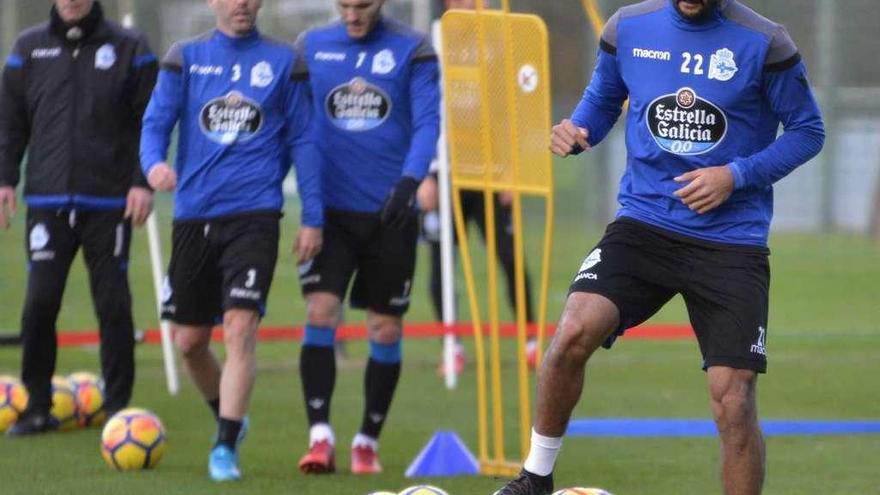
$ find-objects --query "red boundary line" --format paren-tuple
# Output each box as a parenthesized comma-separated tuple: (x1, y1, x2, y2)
(55, 322, 693, 347)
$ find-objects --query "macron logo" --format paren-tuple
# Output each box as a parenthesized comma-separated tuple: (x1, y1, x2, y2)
(315, 51, 346, 62)
(32, 47, 62, 59)
(190, 64, 223, 76)
(633, 48, 671, 61)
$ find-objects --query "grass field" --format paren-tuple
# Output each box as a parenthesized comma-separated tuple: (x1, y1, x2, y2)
(1, 189, 879, 494)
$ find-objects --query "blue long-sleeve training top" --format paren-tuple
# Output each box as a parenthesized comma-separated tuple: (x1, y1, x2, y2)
(296, 16, 440, 213)
(140, 29, 323, 226)
(572, 0, 825, 247)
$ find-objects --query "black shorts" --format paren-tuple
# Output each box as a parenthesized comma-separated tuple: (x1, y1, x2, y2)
(161, 212, 280, 325)
(299, 209, 418, 316)
(569, 218, 770, 373)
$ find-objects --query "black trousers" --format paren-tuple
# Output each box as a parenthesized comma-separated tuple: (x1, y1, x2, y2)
(20, 208, 135, 413)
(427, 190, 534, 322)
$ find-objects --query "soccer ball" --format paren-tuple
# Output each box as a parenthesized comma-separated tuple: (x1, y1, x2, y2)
(67, 371, 106, 427)
(398, 486, 450, 495)
(50, 376, 79, 431)
(100, 408, 167, 470)
(0, 375, 28, 433)
(552, 488, 614, 495)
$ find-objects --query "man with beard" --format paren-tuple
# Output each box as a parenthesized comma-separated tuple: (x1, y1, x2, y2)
(493, 1, 824, 494)
(294, 0, 439, 476)
(0, 0, 156, 436)
(140, 0, 322, 481)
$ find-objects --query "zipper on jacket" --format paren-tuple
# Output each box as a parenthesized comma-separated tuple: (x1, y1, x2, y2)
(67, 42, 81, 197)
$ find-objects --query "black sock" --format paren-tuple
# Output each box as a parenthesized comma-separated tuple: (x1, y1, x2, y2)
(359, 358, 401, 439)
(300, 344, 336, 426)
(207, 398, 220, 420)
(216, 417, 243, 450)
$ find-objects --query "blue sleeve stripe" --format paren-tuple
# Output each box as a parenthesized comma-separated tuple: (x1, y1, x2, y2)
(133, 53, 158, 68)
(24, 194, 124, 210)
(6, 54, 23, 68)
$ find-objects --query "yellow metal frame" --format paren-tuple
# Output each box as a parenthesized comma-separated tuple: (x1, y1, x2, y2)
(442, 0, 554, 477)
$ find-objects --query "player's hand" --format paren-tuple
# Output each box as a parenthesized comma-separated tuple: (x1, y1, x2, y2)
(416, 175, 438, 212)
(673, 165, 735, 214)
(147, 163, 177, 192)
(0, 186, 16, 230)
(125, 187, 154, 227)
(380, 176, 420, 229)
(294, 226, 323, 264)
(550, 119, 590, 157)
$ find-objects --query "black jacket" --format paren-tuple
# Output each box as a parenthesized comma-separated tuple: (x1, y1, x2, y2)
(0, 2, 158, 209)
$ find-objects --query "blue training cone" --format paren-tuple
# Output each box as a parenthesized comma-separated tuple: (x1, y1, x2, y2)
(405, 430, 480, 477)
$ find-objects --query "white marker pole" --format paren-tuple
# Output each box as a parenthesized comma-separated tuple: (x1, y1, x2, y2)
(123, 8, 179, 396)
(434, 20, 458, 390)
(146, 213, 180, 396)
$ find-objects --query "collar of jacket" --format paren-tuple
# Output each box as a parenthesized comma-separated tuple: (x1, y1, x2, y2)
(666, 0, 733, 30)
(50, 1, 105, 43)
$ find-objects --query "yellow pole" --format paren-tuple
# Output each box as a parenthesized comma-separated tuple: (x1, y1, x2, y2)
(451, 181, 489, 465)
(580, 0, 606, 37)
(535, 19, 554, 372)
(471, 5, 507, 466)
(441, 12, 490, 465)
(496, 8, 531, 461)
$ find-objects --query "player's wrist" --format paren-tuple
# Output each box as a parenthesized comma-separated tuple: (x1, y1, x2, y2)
(726, 162, 747, 190)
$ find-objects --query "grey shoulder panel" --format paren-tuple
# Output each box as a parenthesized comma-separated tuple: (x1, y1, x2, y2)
(293, 31, 308, 57)
(601, 11, 621, 50)
(412, 34, 437, 62)
(162, 31, 211, 71)
(722, 1, 798, 68)
(765, 25, 798, 67)
(618, 0, 667, 19)
(381, 16, 435, 61)
(603, 0, 665, 50)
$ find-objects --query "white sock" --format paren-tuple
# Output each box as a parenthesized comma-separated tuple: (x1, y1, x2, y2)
(351, 432, 378, 450)
(523, 428, 562, 476)
(309, 423, 335, 447)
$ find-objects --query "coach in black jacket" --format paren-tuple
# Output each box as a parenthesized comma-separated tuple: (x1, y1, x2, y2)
(0, 0, 158, 435)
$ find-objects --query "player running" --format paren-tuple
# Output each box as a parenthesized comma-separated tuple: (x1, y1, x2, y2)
(494, 0, 824, 494)
(293, 0, 440, 476)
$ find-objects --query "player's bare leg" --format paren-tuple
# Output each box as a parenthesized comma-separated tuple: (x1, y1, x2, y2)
(707, 367, 765, 495)
(350, 311, 403, 474)
(533, 293, 618, 437)
(219, 309, 259, 421)
(174, 324, 220, 409)
(496, 292, 618, 494)
(299, 292, 343, 474)
(208, 308, 259, 481)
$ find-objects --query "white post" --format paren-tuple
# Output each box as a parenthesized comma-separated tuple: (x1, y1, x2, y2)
(146, 213, 180, 396)
(123, 8, 179, 396)
(433, 20, 458, 390)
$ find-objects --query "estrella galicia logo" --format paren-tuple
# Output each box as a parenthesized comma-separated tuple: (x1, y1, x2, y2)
(199, 91, 263, 145)
(646, 87, 727, 155)
(325, 77, 391, 132)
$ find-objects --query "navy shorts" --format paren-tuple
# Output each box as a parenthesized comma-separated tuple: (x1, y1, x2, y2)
(299, 209, 418, 316)
(569, 218, 770, 373)
(162, 212, 280, 325)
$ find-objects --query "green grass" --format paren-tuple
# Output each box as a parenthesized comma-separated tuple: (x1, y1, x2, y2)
(0, 193, 879, 494)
